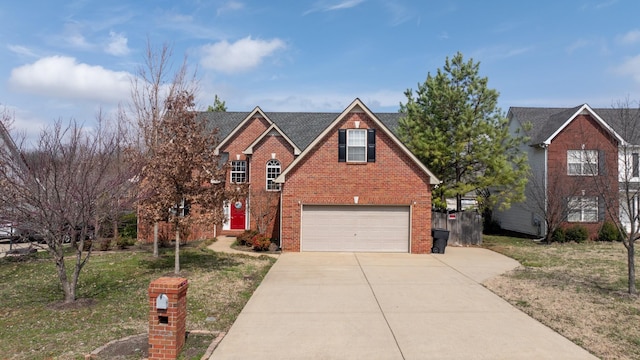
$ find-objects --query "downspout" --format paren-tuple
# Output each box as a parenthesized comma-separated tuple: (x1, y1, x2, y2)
(543, 143, 549, 237)
(278, 188, 283, 250)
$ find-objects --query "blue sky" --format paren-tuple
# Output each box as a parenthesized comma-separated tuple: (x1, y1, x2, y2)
(2, 0, 640, 137)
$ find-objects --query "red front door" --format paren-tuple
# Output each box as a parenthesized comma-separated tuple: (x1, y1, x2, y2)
(230, 200, 246, 230)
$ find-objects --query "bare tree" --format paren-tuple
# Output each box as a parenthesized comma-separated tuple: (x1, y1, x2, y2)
(130, 40, 196, 257)
(526, 166, 589, 243)
(0, 111, 135, 303)
(249, 188, 279, 236)
(137, 91, 243, 274)
(587, 99, 640, 295)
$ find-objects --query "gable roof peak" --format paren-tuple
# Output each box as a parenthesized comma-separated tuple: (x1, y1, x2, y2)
(275, 98, 440, 185)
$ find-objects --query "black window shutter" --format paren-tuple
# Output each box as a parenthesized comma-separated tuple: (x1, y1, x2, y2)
(598, 150, 606, 176)
(598, 196, 605, 222)
(338, 129, 346, 162)
(633, 153, 639, 177)
(367, 129, 376, 162)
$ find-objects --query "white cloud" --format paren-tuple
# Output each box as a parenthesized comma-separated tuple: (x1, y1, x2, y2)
(325, 0, 364, 11)
(105, 31, 130, 56)
(200, 36, 286, 74)
(8, 56, 131, 103)
(613, 54, 640, 83)
(617, 30, 640, 45)
(304, 0, 365, 15)
(217, 1, 244, 15)
(566, 39, 589, 53)
(7, 44, 38, 58)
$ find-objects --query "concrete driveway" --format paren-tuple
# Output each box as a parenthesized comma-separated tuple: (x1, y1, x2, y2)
(210, 247, 597, 359)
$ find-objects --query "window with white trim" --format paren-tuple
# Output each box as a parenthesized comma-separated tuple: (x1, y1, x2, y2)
(567, 150, 598, 176)
(266, 159, 281, 191)
(231, 160, 246, 183)
(567, 197, 598, 222)
(347, 129, 366, 162)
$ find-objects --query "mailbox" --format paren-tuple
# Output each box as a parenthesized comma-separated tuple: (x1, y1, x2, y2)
(156, 293, 168, 310)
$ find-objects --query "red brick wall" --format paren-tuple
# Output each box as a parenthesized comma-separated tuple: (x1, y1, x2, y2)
(547, 113, 619, 239)
(280, 111, 433, 253)
(248, 133, 295, 239)
(148, 277, 188, 360)
(220, 116, 271, 182)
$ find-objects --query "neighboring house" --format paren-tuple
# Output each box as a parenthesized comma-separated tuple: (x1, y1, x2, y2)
(494, 104, 635, 239)
(138, 99, 440, 253)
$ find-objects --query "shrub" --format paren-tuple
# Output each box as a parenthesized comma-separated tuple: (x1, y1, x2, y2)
(119, 212, 137, 239)
(251, 234, 272, 251)
(597, 221, 622, 242)
(551, 228, 566, 243)
(115, 236, 136, 249)
(97, 238, 112, 251)
(565, 225, 589, 243)
(237, 230, 259, 247)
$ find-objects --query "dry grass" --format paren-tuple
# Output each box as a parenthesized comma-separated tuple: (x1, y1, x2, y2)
(0, 242, 275, 359)
(483, 235, 640, 360)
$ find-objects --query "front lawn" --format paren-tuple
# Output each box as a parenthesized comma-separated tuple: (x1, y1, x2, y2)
(483, 235, 640, 360)
(0, 242, 275, 359)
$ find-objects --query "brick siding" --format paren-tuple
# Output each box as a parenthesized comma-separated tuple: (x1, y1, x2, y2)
(280, 112, 433, 253)
(547, 113, 619, 239)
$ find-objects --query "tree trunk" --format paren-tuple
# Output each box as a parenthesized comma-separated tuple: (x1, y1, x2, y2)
(153, 222, 159, 257)
(113, 218, 119, 240)
(629, 241, 637, 294)
(174, 225, 180, 274)
(54, 252, 76, 303)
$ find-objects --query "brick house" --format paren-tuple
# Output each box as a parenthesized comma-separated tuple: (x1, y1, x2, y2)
(139, 98, 440, 253)
(494, 104, 629, 239)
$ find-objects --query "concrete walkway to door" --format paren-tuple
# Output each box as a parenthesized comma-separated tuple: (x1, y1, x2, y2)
(209, 248, 597, 360)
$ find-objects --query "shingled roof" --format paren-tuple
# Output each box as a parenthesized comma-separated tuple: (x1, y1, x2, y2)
(509, 105, 640, 146)
(198, 110, 404, 151)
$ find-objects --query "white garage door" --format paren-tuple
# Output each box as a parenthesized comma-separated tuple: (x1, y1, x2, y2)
(301, 205, 410, 252)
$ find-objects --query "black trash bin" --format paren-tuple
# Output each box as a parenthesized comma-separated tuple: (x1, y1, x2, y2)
(431, 228, 449, 254)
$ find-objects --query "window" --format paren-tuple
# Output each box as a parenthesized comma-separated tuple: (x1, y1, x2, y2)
(171, 198, 190, 217)
(231, 160, 246, 183)
(567, 150, 598, 176)
(568, 197, 598, 222)
(339, 128, 376, 162)
(347, 129, 366, 162)
(633, 153, 639, 178)
(266, 159, 281, 191)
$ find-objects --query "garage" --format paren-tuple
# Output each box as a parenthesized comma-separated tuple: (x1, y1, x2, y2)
(301, 205, 410, 252)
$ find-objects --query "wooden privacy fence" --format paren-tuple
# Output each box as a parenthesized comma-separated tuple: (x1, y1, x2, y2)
(431, 211, 482, 246)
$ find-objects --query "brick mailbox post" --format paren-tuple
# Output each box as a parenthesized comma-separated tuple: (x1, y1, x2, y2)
(148, 277, 188, 360)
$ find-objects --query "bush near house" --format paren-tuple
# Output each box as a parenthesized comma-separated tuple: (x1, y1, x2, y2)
(551, 228, 566, 243)
(237, 230, 259, 247)
(564, 225, 589, 243)
(597, 221, 622, 242)
(251, 234, 272, 251)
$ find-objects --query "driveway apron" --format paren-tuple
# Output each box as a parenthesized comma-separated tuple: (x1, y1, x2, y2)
(210, 247, 597, 360)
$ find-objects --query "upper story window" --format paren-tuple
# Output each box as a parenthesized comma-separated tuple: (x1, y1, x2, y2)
(567, 196, 598, 222)
(347, 129, 366, 162)
(567, 150, 598, 176)
(231, 160, 246, 183)
(266, 159, 281, 191)
(338, 128, 376, 163)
